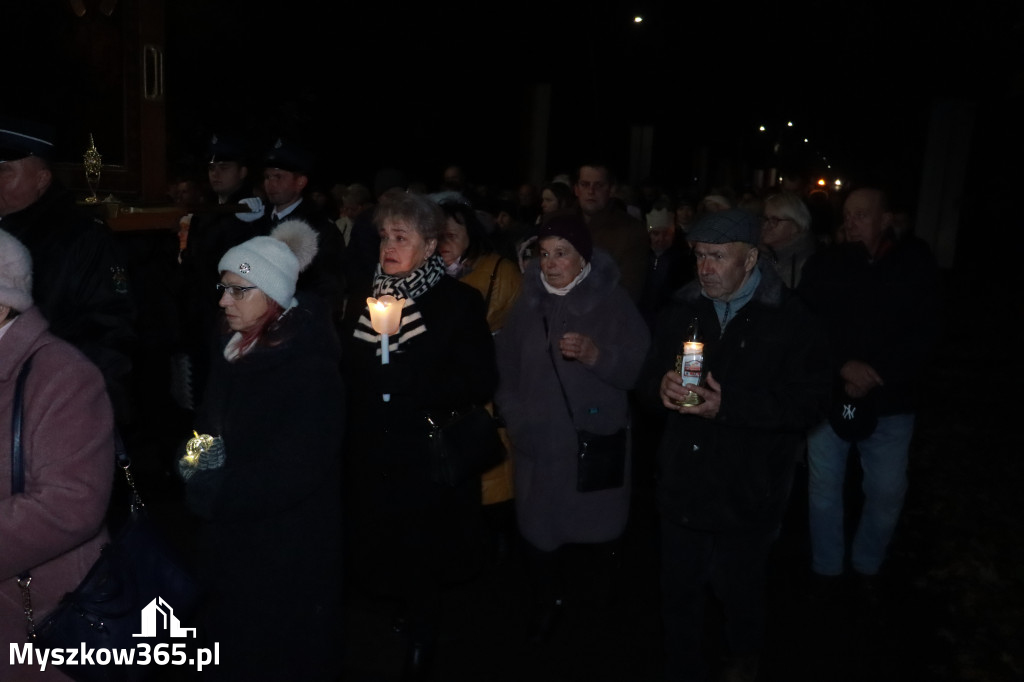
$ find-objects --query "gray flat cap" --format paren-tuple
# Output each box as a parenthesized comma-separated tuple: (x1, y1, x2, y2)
(687, 209, 761, 245)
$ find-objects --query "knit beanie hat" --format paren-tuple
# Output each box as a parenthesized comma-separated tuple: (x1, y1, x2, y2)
(537, 211, 593, 262)
(218, 220, 318, 309)
(0, 228, 33, 311)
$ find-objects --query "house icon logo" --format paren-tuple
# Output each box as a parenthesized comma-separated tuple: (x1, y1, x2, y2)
(132, 597, 197, 639)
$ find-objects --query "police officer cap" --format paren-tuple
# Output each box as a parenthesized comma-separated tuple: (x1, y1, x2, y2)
(262, 138, 314, 175)
(0, 117, 56, 163)
(687, 208, 761, 245)
(207, 133, 249, 165)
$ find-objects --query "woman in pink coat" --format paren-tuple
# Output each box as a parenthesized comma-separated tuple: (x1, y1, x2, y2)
(0, 229, 114, 680)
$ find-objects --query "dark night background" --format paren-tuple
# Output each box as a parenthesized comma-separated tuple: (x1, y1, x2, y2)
(6, 1, 1019, 317)
(7, 1, 1024, 200)
(156, 1, 1019, 187)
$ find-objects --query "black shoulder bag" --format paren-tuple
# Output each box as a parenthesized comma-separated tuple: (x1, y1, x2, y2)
(542, 317, 628, 493)
(12, 356, 201, 682)
(425, 258, 508, 487)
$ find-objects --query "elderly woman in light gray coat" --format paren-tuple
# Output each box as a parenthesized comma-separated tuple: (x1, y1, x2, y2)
(496, 211, 649, 642)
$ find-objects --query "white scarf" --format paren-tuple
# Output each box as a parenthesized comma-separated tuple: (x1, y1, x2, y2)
(541, 262, 591, 296)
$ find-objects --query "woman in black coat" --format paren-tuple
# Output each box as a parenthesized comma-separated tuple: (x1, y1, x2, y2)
(343, 189, 498, 678)
(179, 220, 345, 681)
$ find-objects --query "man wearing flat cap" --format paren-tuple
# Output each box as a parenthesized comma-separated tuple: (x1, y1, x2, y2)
(0, 116, 136, 422)
(233, 138, 346, 322)
(638, 208, 830, 681)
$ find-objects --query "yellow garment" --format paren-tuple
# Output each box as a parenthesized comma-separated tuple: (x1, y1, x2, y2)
(459, 252, 522, 334)
(460, 252, 522, 504)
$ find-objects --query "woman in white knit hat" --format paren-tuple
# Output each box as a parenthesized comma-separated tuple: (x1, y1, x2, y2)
(0, 228, 115, 679)
(177, 220, 345, 681)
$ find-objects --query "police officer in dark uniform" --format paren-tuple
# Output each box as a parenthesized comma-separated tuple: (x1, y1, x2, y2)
(176, 133, 255, 408)
(0, 117, 136, 422)
(234, 138, 347, 324)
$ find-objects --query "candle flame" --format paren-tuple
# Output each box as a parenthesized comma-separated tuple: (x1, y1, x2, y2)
(366, 295, 405, 335)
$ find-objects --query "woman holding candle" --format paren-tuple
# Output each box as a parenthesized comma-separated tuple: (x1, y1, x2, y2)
(344, 189, 497, 678)
(177, 220, 345, 681)
(495, 211, 650, 642)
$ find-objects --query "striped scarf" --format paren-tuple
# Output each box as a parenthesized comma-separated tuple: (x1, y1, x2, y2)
(353, 254, 446, 355)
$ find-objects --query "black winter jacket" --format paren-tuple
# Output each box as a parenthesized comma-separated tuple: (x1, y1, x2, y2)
(184, 294, 345, 679)
(640, 261, 830, 532)
(797, 235, 940, 416)
(1, 181, 135, 407)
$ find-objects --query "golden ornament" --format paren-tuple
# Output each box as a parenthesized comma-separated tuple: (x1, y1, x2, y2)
(184, 430, 214, 466)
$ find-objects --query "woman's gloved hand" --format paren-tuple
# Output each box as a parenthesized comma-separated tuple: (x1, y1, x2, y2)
(178, 432, 226, 481)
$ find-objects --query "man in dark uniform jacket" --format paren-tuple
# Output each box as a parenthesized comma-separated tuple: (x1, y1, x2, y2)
(233, 138, 347, 322)
(176, 133, 255, 408)
(0, 117, 136, 421)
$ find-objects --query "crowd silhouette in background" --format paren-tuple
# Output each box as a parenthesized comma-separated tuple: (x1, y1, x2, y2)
(2, 117, 941, 682)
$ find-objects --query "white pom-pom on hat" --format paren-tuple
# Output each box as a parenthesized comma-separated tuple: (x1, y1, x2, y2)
(270, 219, 318, 272)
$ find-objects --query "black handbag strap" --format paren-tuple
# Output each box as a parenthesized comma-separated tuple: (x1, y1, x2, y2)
(11, 356, 35, 610)
(541, 316, 631, 431)
(483, 256, 503, 309)
(113, 427, 145, 513)
(10, 355, 132, 498)
(10, 354, 140, 598)
(11, 355, 33, 496)
(541, 315, 576, 424)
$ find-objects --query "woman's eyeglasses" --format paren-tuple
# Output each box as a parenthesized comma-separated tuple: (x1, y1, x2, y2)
(216, 283, 258, 300)
(762, 216, 794, 227)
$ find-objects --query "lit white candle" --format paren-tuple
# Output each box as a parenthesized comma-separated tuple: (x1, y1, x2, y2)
(366, 295, 405, 402)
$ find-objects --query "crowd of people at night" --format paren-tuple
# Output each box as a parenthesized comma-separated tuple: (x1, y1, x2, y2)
(1, 117, 941, 682)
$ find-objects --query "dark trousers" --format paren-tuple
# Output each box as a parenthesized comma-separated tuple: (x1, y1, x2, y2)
(521, 537, 623, 606)
(660, 519, 777, 682)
